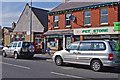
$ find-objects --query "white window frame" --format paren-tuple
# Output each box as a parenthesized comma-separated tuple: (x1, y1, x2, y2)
(100, 8, 108, 25)
(54, 15, 59, 28)
(84, 10, 91, 26)
(66, 14, 71, 28)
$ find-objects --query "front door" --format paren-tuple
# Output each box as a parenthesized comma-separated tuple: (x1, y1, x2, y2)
(76, 42, 93, 65)
(63, 43, 79, 62)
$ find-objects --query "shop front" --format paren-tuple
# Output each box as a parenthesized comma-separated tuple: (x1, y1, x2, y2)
(44, 29, 73, 53)
(74, 26, 120, 42)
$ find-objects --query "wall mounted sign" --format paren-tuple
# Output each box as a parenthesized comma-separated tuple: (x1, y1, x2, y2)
(74, 27, 120, 35)
(114, 22, 120, 31)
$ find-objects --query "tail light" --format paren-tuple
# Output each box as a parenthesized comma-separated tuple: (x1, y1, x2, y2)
(108, 54, 113, 60)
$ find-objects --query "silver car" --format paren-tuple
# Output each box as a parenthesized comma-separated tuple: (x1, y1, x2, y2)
(53, 40, 120, 71)
(2, 41, 35, 59)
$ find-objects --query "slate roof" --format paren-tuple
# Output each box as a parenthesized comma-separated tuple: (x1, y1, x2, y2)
(3, 27, 13, 32)
(13, 4, 49, 33)
(51, 2, 106, 12)
(32, 7, 49, 30)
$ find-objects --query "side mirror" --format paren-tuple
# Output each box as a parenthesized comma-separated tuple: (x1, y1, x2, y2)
(65, 48, 70, 52)
(6, 45, 10, 48)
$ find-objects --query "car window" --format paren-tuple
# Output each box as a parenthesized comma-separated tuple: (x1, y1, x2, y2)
(109, 42, 116, 51)
(18, 42, 22, 47)
(9, 43, 13, 47)
(13, 43, 17, 48)
(22, 42, 30, 48)
(66, 44, 78, 50)
(78, 42, 92, 51)
(93, 42, 106, 50)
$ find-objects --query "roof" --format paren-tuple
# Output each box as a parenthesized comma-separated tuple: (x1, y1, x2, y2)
(3, 27, 13, 32)
(51, 2, 103, 12)
(32, 7, 49, 29)
(13, 4, 49, 33)
(49, 2, 118, 15)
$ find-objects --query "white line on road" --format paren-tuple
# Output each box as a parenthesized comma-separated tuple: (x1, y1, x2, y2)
(2, 62, 30, 70)
(51, 72, 88, 79)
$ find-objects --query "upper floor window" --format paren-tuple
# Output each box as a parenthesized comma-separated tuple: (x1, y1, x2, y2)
(84, 10, 91, 25)
(66, 14, 71, 27)
(100, 9, 108, 24)
(54, 15, 59, 28)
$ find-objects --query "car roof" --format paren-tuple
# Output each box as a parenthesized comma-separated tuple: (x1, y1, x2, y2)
(11, 41, 31, 43)
(74, 40, 112, 43)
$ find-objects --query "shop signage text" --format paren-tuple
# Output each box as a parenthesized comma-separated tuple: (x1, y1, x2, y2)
(82, 28, 108, 34)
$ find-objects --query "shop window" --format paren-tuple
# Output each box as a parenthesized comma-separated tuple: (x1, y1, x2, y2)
(66, 14, 71, 27)
(54, 15, 59, 28)
(74, 35, 80, 41)
(100, 9, 108, 24)
(84, 10, 91, 25)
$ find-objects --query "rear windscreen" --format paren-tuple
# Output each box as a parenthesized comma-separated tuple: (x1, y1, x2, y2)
(22, 42, 30, 48)
(109, 42, 116, 51)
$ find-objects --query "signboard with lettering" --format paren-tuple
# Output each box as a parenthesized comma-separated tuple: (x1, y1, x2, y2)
(74, 27, 120, 35)
(114, 22, 120, 31)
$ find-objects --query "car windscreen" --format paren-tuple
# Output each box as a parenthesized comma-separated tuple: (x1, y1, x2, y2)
(109, 42, 116, 51)
(22, 42, 31, 48)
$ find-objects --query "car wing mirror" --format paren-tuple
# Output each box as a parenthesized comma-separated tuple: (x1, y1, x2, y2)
(6, 45, 10, 48)
(65, 48, 70, 52)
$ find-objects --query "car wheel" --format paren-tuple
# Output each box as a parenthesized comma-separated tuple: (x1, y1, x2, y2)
(91, 60, 102, 72)
(55, 56, 63, 66)
(2, 51, 7, 57)
(14, 52, 19, 59)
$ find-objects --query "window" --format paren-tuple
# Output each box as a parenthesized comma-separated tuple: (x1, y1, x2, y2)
(84, 11, 90, 25)
(67, 44, 78, 50)
(18, 42, 22, 47)
(66, 14, 71, 27)
(78, 42, 92, 51)
(93, 42, 106, 50)
(13, 43, 17, 48)
(100, 9, 108, 24)
(54, 15, 59, 28)
(9, 43, 13, 47)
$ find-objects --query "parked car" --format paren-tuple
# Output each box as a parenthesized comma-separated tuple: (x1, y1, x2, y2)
(52, 40, 120, 71)
(2, 41, 35, 59)
(0, 44, 3, 49)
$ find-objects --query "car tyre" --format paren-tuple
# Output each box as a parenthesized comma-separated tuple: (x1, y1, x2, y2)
(55, 56, 63, 66)
(14, 52, 19, 59)
(91, 60, 102, 72)
(2, 51, 7, 57)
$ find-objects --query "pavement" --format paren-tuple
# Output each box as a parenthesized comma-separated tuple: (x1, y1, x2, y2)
(33, 53, 52, 61)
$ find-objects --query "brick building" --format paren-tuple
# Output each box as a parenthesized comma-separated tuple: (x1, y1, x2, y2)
(44, 2, 120, 52)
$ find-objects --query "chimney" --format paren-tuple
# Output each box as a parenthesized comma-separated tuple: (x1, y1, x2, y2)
(12, 22, 16, 29)
(63, 0, 70, 3)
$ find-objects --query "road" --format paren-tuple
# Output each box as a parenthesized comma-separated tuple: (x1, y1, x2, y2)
(0, 50, 120, 80)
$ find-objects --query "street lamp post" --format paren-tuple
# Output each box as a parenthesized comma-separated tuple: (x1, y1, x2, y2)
(30, 0, 32, 42)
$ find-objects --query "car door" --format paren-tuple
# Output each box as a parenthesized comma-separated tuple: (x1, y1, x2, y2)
(76, 42, 93, 65)
(10, 42, 17, 56)
(6, 42, 13, 56)
(63, 42, 79, 62)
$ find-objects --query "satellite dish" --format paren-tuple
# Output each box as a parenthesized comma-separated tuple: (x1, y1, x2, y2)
(69, 15, 76, 22)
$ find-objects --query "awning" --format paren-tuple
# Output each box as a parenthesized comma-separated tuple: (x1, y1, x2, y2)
(44, 29, 73, 35)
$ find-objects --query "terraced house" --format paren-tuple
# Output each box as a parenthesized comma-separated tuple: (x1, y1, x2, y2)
(44, 2, 120, 52)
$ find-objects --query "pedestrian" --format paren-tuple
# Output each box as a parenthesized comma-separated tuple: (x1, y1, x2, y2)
(46, 47, 51, 56)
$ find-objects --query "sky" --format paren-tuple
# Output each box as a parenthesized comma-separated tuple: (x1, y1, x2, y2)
(1, 1, 61, 28)
(0, 0, 119, 28)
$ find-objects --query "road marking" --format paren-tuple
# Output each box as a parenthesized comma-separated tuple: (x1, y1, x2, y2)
(2, 62, 30, 70)
(51, 72, 86, 79)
